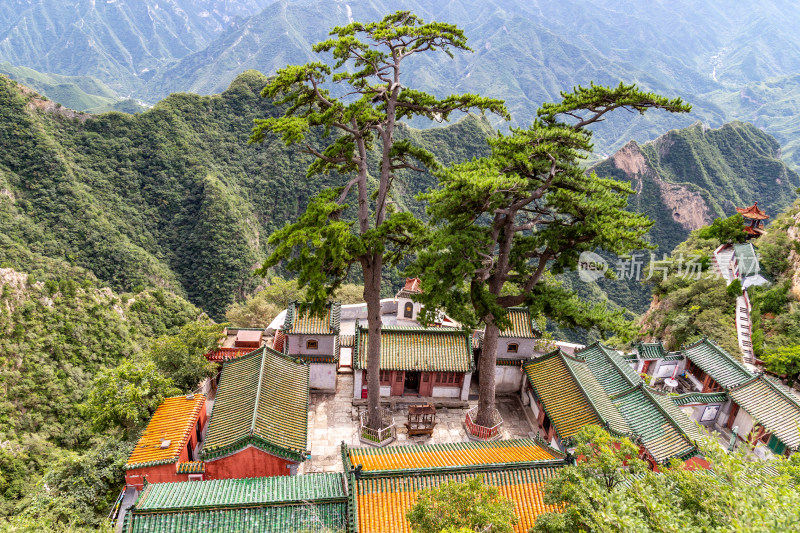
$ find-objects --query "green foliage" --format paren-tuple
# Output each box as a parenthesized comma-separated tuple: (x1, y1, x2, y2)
(533, 426, 800, 533)
(85, 358, 180, 433)
(412, 82, 688, 336)
(406, 475, 517, 533)
(0, 266, 200, 523)
(762, 345, 800, 385)
(0, 68, 492, 319)
(252, 10, 508, 308)
(225, 277, 364, 327)
(727, 278, 743, 299)
(146, 319, 223, 392)
(696, 214, 748, 244)
(641, 227, 740, 353)
(9, 439, 132, 529)
(251, 10, 506, 428)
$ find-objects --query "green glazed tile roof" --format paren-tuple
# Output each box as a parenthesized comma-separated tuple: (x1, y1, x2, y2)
(202, 346, 309, 462)
(175, 461, 204, 474)
(523, 350, 625, 439)
(671, 391, 728, 406)
(524, 352, 601, 439)
(283, 301, 341, 335)
(123, 503, 347, 533)
(354, 325, 473, 372)
(729, 375, 800, 450)
(733, 243, 760, 278)
(134, 474, 346, 511)
(635, 342, 669, 359)
(578, 343, 642, 395)
(611, 385, 697, 463)
(498, 308, 539, 338)
(565, 356, 630, 435)
(124, 475, 347, 533)
(682, 337, 754, 388)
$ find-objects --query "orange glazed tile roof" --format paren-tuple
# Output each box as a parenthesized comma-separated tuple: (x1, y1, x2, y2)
(344, 439, 562, 472)
(125, 395, 205, 469)
(736, 202, 769, 220)
(354, 466, 561, 533)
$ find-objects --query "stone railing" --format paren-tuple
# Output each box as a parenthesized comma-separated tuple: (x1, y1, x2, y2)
(359, 408, 396, 447)
(465, 406, 503, 441)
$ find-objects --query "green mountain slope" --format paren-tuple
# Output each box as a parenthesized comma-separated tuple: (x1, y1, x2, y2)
(0, 62, 146, 113)
(566, 121, 800, 322)
(0, 72, 492, 319)
(591, 121, 800, 254)
(639, 200, 800, 361)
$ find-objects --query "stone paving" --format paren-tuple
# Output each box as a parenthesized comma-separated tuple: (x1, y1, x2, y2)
(301, 374, 542, 474)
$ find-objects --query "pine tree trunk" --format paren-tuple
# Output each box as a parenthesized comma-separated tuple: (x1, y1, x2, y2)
(475, 319, 499, 427)
(364, 252, 384, 430)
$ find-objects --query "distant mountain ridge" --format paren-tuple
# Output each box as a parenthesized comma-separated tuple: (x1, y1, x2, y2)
(7, 1, 800, 165)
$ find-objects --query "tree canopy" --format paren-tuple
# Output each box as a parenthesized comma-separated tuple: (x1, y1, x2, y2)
(250, 10, 507, 428)
(406, 475, 517, 533)
(532, 425, 800, 533)
(410, 82, 690, 425)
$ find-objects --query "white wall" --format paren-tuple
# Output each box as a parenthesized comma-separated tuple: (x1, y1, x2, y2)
(497, 338, 537, 359)
(494, 365, 524, 393)
(432, 386, 460, 398)
(732, 407, 754, 438)
(287, 334, 336, 357)
(309, 362, 337, 392)
(460, 372, 472, 401)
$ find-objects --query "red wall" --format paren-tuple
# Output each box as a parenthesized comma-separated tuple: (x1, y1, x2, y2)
(124, 398, 209, 490)
(205, 445, 296, 480)
(126, 464, 196, 490)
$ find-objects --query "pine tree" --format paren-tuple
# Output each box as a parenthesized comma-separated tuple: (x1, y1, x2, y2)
(411, 83, 690, 427)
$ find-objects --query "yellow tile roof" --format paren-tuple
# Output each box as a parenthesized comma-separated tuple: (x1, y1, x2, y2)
(347, 439, 560, 472)
(354, 326, 473, 372)
(523, 354, 602, 439)
(126, 395, 205, 469)
(498, 308, 538, 338)
(355, 467, 560, 533)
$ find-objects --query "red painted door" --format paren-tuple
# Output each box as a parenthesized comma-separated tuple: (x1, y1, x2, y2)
(391, 371, 405, 396)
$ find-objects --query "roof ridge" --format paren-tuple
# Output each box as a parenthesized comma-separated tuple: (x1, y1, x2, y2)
(598, 343, 639, 388)
(609, 382, 643, 401)
(703, 338, 755, 376)
(640, 385, 695, 444)
(560, 353, 610, 429)
(350, 459, 567, 480)
(250, 346, 268, 436)
(752, 375, 800, 409)
(221, 345, 266, 368)
(523, 348, 562, 365)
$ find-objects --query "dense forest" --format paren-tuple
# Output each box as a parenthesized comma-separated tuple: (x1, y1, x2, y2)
(0, 72, 494, 319)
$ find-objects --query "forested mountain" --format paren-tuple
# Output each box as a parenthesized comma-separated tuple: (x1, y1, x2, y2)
(0, 72, 493, 319)
(639, 199, 800, 362)
(6, 1, 800, 165)
(0, 0, 274, 95)
(591, 121, 800, 254)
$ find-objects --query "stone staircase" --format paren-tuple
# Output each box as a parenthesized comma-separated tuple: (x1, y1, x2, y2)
(716, 245, 756, 364)
(713, 246, 735, 284)
(736, 294, 755, 364)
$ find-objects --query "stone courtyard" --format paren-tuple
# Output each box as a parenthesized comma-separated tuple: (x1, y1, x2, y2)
(302, 374, 542, 474)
